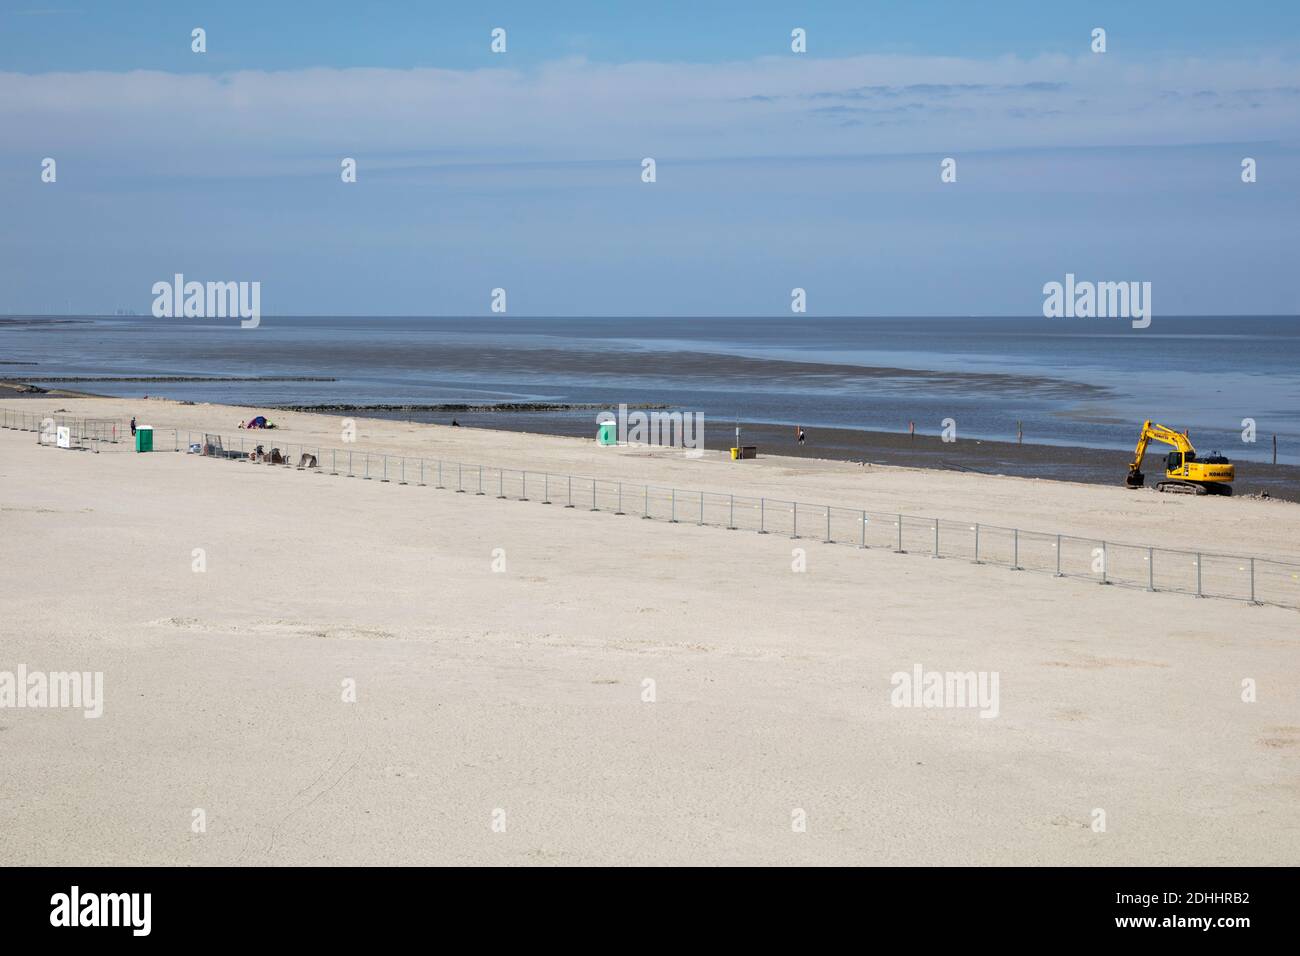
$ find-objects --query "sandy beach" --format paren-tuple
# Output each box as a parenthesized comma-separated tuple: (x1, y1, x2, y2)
(10, 375, 1299, 501)
(0, 395, 1296, 866)
(369, 412, 1300, 502)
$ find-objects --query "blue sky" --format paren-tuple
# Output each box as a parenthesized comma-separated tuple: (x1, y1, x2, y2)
(2, 1, 1299, 315)
(5, 2, 1300, 70)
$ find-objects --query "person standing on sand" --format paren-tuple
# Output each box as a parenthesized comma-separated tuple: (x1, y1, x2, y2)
(130, 416, 136, 437)
(796, 426, 806, 446)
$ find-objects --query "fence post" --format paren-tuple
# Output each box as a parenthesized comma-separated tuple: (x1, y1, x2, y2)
(643, 485, 650, 519)
(859, 511, 867, 549)
(457, 462, 464, 492)
(759, 498, 767, 534)
(400, 457, 406, 484)
(521, 471, 529, 501)
(699, 492, 704, 526)
(729, 494, 735, 530)
(895, 515, 904, 553)
(381, 455, 389, 481)
(1196, 553, 1202, 598)
(826, 506, 831, 543)
(670, 488, 677, 523)
(932, 519, 940, 558)
(1055, 534, 1063, 577)
(1249, 557, 1256, 604)
(419, 459, 424, 486)
(1148, 547, 1154, 591)
(543, 473, 551, 504)
(590, 480, 598, 512)
(973, 523, 980, 564)
(436, 460, 444, 488)
(565, 475, 574, 508)
(497, 468, 505, 499)
(1012, 529, 1020, 570)
(1100, 541, 1108, 585)
(347, 450, 353, 476)
(616, 482, 624, 515)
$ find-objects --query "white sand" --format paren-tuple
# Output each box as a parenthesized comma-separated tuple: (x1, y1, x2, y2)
(1, 396, 1297, 865)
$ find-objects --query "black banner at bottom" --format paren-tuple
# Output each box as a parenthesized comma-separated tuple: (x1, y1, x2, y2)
(0, 866, 1284, 942)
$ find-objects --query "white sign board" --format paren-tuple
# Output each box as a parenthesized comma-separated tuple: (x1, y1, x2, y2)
(56, 426, 71, 449)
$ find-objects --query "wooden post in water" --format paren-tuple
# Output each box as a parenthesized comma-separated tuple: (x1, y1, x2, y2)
(1017, 421, 1023, 444)
(1274, 434, 1277, 465)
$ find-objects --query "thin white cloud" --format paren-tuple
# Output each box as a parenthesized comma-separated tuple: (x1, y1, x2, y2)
(1, 53, 1296, 177)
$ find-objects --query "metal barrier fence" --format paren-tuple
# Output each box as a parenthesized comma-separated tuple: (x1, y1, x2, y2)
(0, 407, 127, 449)
(5, 408, 1298, 610)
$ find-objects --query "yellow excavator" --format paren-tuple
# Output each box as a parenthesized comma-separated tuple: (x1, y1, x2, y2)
(1125, 420, 1234, 496)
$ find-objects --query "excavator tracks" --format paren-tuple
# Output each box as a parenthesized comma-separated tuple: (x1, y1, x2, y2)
(1155, 479, 1232, 496)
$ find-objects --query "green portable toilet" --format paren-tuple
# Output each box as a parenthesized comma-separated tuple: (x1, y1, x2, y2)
(597, 421, 617, 446)
(135, 425, 153, 452)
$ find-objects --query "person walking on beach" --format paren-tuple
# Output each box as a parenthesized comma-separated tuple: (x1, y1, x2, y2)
(130, 416, 136, 437)
(796, 425, 806, 446)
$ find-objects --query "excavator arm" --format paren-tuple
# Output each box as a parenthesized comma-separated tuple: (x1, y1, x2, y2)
(1126, 420, 1195, 487)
